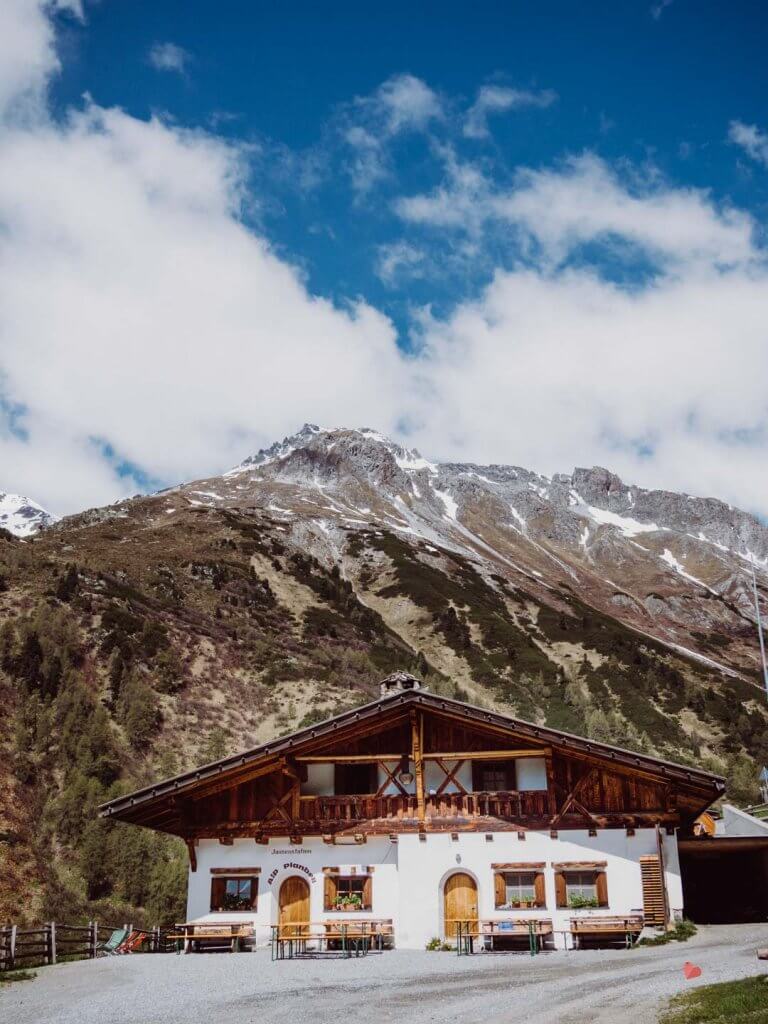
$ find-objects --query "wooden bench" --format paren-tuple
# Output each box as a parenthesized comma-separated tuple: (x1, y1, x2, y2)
(480, 918, 553, 953)
(167, 922, 254, 953)
(570, 916, 643, 949)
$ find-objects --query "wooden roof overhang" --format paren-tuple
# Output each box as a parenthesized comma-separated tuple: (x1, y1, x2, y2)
(99, 689, 725, 834)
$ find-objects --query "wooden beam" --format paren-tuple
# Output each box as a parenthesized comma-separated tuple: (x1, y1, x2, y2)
(425, 748, 551, 760)
(294, 755, 403, 763)
(411, 709, 425, 824)
(186, 839, 197, 872)
(434, 759, 468, 797)
(545, 756, 557, 817)
(190, 757, 285, 800)
(295, 750, 550, 763)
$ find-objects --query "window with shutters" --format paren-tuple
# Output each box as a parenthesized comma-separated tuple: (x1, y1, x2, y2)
(324, 874, 372, 911)
(210, 876, 258, 912)
(555, 870, 608, 909)
(494, 870, 545, 909)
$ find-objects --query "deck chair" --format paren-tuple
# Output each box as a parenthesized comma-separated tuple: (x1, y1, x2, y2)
(117, 931, 146, 954)
(95, 928, 129, 956)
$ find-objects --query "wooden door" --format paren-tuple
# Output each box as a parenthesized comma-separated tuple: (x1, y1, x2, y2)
(444, 872, 478, 939)
(279, 876, 310, 937)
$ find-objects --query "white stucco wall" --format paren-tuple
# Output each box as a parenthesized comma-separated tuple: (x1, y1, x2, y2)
(185, 828, 681, 949)
(515, 758, 547, 791)
(718, 803, 768, 837)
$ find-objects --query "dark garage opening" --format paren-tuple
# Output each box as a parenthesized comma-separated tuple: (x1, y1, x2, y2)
(679, 837, 768, 924)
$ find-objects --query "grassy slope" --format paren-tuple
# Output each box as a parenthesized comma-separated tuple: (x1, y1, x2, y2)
(660, 975, 768, 1023)
(0, 502, 765, 926)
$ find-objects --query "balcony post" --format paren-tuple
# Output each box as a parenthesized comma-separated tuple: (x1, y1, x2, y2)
(545, 756, 557, 817)
(410, 709, 426, 824)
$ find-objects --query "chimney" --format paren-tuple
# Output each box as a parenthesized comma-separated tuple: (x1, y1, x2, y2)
(379, 671, 423, 697)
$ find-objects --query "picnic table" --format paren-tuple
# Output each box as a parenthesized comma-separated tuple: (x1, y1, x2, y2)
(270, 920, 393, 960)
(569, 915, 643, 949)
(481, 918, 553, 954)
(166, 921, 254, 953)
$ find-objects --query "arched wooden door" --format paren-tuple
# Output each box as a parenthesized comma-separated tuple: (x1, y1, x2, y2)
(279, 876, 310, 937)
(444, 872, 478, 939)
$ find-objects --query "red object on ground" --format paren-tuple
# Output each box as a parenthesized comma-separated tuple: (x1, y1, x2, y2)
(683, 962, 702, 980)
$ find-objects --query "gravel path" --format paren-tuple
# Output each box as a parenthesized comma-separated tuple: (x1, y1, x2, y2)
(2, 924, 766, 1024)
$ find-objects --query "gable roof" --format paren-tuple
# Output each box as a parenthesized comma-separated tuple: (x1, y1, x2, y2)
(100, 685, 725, 826)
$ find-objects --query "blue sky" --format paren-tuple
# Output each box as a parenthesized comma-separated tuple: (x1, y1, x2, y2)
(0, 0, 767, 516)
(52, 0, 768, 335)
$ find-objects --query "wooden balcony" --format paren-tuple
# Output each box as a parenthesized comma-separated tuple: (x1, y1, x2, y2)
(295, 790, 550, 831)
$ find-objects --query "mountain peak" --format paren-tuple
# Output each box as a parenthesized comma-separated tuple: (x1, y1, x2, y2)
(0, 491, 57, 537)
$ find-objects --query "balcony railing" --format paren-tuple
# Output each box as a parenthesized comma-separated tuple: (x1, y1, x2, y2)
(297, 790, 549, 824)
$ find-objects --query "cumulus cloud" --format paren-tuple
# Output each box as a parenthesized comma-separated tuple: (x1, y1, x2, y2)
(0, 0, 81, 120)
(396, 153, 756, 270)
(464, 84, 557, 139)
(148, 41, 191, 75)
(407, 261, 768, 512)
(342, 74, 443, 194)
(729, 120, 768, 168)
(2, 4, 768, 519)
(0, 4, 406, 514)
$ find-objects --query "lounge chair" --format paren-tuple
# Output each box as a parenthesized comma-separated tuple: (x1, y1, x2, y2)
(95, 927, 129, 956)
(117, 930, 147, 954)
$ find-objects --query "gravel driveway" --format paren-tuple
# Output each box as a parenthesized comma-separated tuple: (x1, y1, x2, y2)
(3, 924, 766, 1024)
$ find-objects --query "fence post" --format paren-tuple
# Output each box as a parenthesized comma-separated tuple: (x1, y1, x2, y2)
(8, 925, 17, 970)
(89, 920, 98, 959)
(48, 921, 57, 965)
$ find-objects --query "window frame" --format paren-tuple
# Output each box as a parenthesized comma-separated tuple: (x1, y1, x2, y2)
(323, 872, 373, 912)
(494, 868, 546, 909)
(209, 874, 259, 913)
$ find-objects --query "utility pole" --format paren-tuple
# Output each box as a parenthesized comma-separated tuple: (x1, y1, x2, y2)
(750, 560, 768, 701)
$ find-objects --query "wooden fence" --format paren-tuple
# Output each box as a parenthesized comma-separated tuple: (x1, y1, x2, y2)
(0, 922, 173, 971)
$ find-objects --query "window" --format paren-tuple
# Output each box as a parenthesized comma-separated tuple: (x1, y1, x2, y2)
(323, 873, 372, 911)
(554, 867, 608, 909)
(334, 763, 377, 795)
(565, 871, 597, 903)
(473, 760, 515, 791)
(494, 870, 545, 909)
(210, 876, 258, 912)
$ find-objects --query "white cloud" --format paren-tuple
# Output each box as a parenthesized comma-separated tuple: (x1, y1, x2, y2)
(343, 74, 442, 194)
(728, 120, 768, 168)
(0, 5, 406, 514)
(148, 41, 190, 75)
(375, 242, 426, 285)
(396, 153, 755, 269)
(0, 0, 81, 121)
(408, 262, 768, 513)
(464, 84, 556, 139)
(374, 74, 443, 134)
(1, 4, 768, 520)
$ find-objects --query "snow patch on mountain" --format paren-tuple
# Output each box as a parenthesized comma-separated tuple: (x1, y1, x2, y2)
(0, 492, 57, 537)
(660, 548, 709, 589)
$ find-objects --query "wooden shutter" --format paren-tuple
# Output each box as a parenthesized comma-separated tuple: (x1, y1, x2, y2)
(494, 872, 506, 908)
(640, 855, 665, 925)
(596, 871, 609, 908)
(324, 874, 338, 911)
(534, 872, 546, 908)
(210, 877, 226, 911)
(554, 871, 567, 908)
(362, 875, 372, 911)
